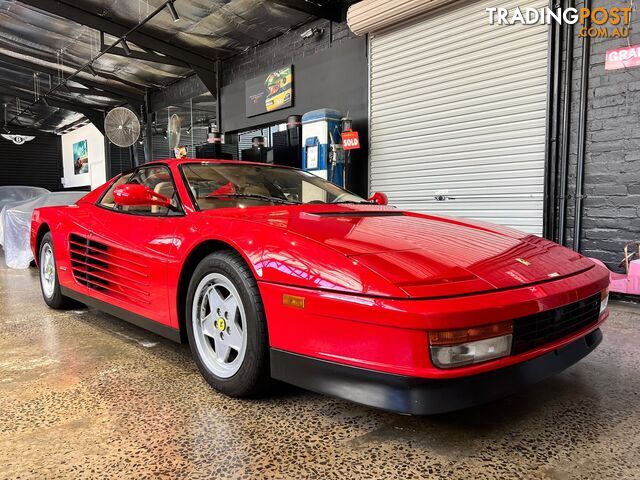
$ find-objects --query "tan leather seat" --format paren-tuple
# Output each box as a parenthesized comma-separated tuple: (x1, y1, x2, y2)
(152, 181, 174, 213)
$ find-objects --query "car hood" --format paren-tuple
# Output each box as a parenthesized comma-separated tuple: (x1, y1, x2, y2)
(207, 205, 594, 298)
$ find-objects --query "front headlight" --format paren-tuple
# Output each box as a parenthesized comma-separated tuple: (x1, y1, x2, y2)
(430, 335, 513, 369)
(600, 288, 609, 315)
(429, 322, 513, 369)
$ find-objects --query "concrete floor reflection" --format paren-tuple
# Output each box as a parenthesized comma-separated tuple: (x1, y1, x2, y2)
(0, 261, 638, 479)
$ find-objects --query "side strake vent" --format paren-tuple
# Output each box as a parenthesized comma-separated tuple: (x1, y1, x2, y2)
(69, 233, 150, 305)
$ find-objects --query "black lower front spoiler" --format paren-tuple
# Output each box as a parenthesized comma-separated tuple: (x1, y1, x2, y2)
(270, 328, 603, 415)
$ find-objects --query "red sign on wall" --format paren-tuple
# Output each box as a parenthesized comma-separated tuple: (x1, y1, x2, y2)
(341, 130, 360, 150)
(605, 44, 640, 70)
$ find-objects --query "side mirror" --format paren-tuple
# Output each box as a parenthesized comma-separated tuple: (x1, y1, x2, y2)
(368, 192, 388, 206)
(113, 184, 172, 209)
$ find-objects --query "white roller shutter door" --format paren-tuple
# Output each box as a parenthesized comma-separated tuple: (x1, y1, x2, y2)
(369, 0, 549, 235)
(347, 0, 455, 35)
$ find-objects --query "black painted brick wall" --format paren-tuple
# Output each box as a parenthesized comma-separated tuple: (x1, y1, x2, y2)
(109, 144, 134, 177)
(222, 19, 359, 87)
(150, 127, 209, 160)
(0, 128, 63, 191)
(219, 19, 368, 195)
(562, 0, 640, 271)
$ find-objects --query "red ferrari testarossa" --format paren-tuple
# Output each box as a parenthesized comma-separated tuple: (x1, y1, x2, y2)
(31, 159, 609, 414)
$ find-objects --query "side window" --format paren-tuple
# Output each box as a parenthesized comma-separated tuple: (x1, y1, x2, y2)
(99, 166, 177, 216)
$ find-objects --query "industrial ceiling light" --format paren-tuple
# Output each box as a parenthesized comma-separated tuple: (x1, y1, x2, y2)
(42, 97, 49, 106)
(86, 63, 98, 76)
(166, 1, 180, 22)
(121, 38, 132, 56)
(186, 124, 192, 134)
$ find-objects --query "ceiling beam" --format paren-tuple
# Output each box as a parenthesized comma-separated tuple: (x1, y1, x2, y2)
(0, 54, 143, 104)
(0, 85, 101, 115)
(98, 33, 190, 69)
(34, 108, 63, 129)
(0, 85, 105, 133)
(149, 72, 213, 112)
(0, 40, 145, 92)
(269, 0, 345, 22)
(56, 117, 91, 135)
(60, 85, 121, 99)
(18, 0, 216, 71)
(0, 76, 117, 106)
(102, 46, 190, 68)
(191, 65, 217, 101)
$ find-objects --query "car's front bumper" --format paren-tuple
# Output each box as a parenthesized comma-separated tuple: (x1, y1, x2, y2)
(259, 265, 609, 379)
(271, 328, 603, 415)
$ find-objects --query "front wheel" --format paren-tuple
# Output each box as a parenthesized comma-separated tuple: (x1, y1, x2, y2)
(39, 232, 76, 309)
(186, 250, 270, 397)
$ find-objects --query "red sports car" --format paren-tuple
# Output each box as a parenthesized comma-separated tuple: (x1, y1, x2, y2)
(31, 159, 610, 414)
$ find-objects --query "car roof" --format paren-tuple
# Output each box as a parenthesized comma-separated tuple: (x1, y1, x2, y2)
(144, 158, 294, 169)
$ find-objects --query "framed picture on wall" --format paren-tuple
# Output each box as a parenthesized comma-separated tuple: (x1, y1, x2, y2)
(245, 65, 293, 117)
(73, 139, 89, 175)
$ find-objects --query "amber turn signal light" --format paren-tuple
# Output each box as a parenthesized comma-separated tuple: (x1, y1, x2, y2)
(429, 321, 513, 346)
(282, 294, 305, 309)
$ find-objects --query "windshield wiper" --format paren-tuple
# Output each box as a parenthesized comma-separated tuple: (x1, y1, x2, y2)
(207, 194, 301, 205)
(332, 200, 375, 205)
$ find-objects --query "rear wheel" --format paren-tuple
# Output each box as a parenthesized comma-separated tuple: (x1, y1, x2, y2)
(186, 250, 270, 397)
(39, 232, 76, 309)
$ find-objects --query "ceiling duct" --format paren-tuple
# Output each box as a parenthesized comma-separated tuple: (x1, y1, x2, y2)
(347, 0, 456, 35)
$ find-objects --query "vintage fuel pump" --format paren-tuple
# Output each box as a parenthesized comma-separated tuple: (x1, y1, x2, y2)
(301, 108, 345, 187)
(328, 130, 345, 187)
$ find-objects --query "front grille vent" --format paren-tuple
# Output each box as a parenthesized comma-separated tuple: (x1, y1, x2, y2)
(69, 233, 150, 305)
(512, 294, 601, 355)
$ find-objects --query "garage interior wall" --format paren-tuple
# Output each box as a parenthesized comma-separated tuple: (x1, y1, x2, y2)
(560, 0, 640, 271)
(0, 128, 63, 191)
(369, 0, 549, 235)
(61, 123, 106, 190)
(147, 117, 210, 162)
(220, 18, 369, 195)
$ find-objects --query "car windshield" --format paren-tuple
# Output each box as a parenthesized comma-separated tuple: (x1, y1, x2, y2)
(181, 163, 368, 210)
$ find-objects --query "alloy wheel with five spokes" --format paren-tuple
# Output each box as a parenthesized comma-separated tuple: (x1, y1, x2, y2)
(40, 243, 56, 299)
(38, 232, 76, 309)
(186, 250, 270, 397)
(192, 273, 247, 379)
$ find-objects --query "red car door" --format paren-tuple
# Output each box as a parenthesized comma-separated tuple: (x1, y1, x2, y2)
(84, 165, 182, 329)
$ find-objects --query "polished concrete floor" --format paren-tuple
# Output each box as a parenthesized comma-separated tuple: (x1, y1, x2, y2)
(1, 261, 639, 480)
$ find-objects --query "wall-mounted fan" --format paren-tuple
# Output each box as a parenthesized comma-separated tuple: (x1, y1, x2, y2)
(104, 107, 141, 147)
(167, 113, 181, 151)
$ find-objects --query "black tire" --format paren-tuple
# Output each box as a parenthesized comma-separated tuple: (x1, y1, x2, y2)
(185, 250, 270, 397)
(38, 232, 77, 309)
